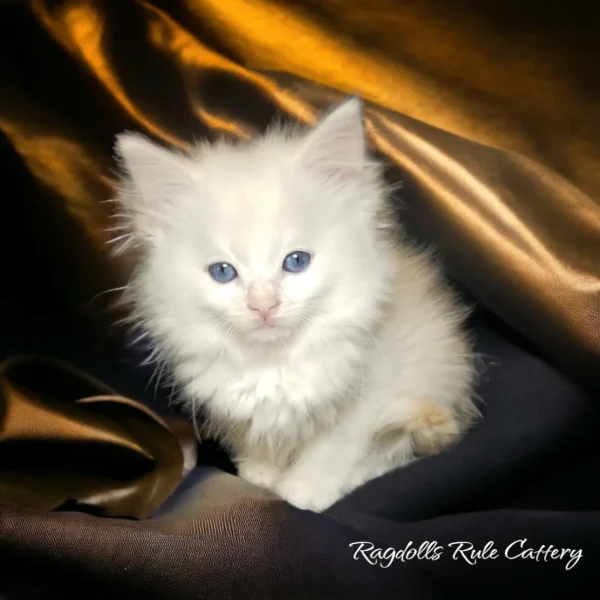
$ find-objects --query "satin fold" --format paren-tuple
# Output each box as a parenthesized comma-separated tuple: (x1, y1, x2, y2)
(0, 357, 188, 518)
(5, 0, 593, 388)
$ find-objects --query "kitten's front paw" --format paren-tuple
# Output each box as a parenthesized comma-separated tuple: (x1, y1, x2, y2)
(275, 475, 342, 512)
(238, 461, 281, 491)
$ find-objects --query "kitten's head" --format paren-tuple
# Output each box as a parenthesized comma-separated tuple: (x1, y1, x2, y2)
(113, 97, 395, 348)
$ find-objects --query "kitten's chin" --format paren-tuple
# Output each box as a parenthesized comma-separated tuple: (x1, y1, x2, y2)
(247, 325, 292, 343)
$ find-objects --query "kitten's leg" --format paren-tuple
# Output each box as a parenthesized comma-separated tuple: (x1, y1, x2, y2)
(235, 439, 288, 491)
(347, 397, 461, 488)
(373, 397, 461, 457)
(274, 410, 373, 512)
(275, 397, 462, 511)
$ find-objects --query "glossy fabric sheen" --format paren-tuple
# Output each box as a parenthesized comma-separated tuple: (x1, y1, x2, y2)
(1, 1, 600, 598)
(2, 0, 598, 385)
(0, 357, 187, 518)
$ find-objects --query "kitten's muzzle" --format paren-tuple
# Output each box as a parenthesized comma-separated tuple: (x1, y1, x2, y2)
(247, 300, 280, 324)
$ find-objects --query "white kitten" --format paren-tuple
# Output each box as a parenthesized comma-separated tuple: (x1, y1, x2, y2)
(111, 97, 479, 512)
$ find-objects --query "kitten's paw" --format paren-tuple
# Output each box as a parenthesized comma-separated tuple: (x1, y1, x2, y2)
(238, 461, 281, 490)
(407, 400, 460, 455)
(275, 475, 342, 512)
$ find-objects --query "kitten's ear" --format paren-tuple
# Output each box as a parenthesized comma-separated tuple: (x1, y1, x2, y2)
(296, 96, 366, 180)
(113, 132, 194, 235)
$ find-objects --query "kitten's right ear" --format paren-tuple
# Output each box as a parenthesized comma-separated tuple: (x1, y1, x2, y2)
(113, 132, 194, 236)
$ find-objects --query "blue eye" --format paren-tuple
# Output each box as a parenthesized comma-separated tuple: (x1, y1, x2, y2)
(208, 262, 238, 283)
(283, 251, 311, 273)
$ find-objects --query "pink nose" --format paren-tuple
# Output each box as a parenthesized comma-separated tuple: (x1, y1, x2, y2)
(247, 301, 280, 321)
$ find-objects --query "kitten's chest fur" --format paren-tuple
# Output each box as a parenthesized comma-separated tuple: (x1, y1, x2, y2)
(182, 337, 362, 443)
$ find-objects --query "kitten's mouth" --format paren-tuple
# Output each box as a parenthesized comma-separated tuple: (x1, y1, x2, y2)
(253, 316, 280, 329)
(249, 319, 293, 342)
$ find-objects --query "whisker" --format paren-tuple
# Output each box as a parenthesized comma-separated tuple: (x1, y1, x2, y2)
(87, 286, 127, 305)
(145, 359, 162, 393)
(106, 233, 132, 245)
(128, 330, 149, 347)
(153, 360, 168, 398)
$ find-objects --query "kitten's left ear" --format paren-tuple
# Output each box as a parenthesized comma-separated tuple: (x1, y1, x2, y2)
(296, 95, 366, 179)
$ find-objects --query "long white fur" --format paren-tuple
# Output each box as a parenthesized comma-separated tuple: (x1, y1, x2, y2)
(111, 97, 479, 512)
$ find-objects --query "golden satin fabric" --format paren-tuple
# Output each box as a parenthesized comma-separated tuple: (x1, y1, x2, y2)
(1, 0, 599, 516)
(0, 357, 189, 518)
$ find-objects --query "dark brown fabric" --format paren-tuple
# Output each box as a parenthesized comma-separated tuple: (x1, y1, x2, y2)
(1, 1, 600, 598)
(0, 473, 410, 600)
(0, 356, 188, 518)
